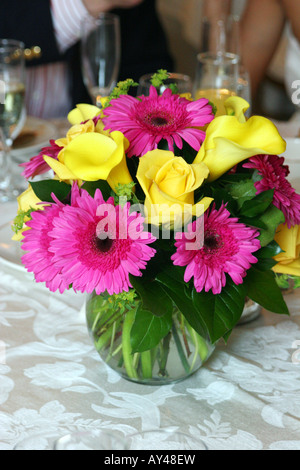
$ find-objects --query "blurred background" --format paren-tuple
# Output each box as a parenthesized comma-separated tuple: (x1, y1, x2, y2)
(157, 0, 295, 121)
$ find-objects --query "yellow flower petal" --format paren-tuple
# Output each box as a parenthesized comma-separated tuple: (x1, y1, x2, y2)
(62, 130, 133, 191)
(17, 185, 42, 212)
(195, 114, 286, 181)
(68, 104, 100, 125)
(224, 96, 250, 123)
(63, 133, 117, 181)
(44, 156, 79, 181)
(137, 149, 212, 227)
(106, 132, 133, 191)
(12, 185, 44, 241)
(273, 224, 300, 276)
(273, 259, 300, 276)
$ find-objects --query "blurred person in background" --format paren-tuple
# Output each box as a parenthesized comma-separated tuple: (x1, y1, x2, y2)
(240, 0, 300, 106)
(0, 0, 174, 119)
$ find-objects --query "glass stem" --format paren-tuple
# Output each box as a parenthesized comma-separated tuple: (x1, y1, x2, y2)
(0, 129, 12, 188)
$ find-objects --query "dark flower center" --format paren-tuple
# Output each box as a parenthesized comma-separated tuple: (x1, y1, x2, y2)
(151, 116, 169, 127)
(204, 232, 222, 252)
(94, 234, 114, 253)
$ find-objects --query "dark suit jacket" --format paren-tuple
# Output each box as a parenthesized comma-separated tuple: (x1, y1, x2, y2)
(0, 0, 174, 105)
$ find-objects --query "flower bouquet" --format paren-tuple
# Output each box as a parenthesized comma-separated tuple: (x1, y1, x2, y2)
(14, 70, 300, 384)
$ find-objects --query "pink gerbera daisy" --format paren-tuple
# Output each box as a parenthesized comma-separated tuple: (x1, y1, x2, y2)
(243, 154, 300, 228)
(21, 203, 69, 294)
(102, 86, 214, 157)
(20, 140, 63, 179)
(171, 204, 261, 295)
(49, 189, 156, 295)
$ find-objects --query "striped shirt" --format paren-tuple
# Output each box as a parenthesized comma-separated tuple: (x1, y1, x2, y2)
(25, 0, 91, 119)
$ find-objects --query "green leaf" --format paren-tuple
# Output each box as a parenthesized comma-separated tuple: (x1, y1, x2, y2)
(227, 179, 257, 209)
(157, 139, 171, 152)
(156, 267, 207, 337)
(192, 279, 246, 343)
(255, 241, 284, 271)
(237, 216, 268, 230)
(256, 258, 278, 271)
(175, 141, 198, 163)
(130, 307, 172, 353)
(207, 186, 237, 213)
(244, 267, 289, 314)
(129, 276, 173, 318)
(81, 180, 112, 200)
(218, 172, 253, 185)
(31, 180, 71, 203)
(257, 205, 285, 247)
(239, 189, 274, 217)
(257, 241, 283, 259)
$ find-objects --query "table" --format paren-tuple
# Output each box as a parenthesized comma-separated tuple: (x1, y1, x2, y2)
(0, 199, 299, 451)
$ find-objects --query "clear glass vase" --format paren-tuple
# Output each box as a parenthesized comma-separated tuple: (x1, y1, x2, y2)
(238, 298, 262, 325)
(86, 292, 215, 385)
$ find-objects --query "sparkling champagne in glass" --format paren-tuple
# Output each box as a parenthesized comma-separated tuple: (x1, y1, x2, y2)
(0, 39, 26, 202)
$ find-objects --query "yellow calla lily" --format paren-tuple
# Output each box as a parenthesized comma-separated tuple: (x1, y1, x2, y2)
(194, 97, 286, 182)
(43, 156, 79, 182)
(55, 120, 96, 156)
(62, 130, 133, 192)
(68, 103, 101, 125)
(224, 96, 250, 123)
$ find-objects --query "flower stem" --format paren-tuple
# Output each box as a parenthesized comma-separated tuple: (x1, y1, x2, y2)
(141, 351, 152, 379)
(186, 323, 209, 362)
(172, 322, 191, 374)
(122, 310, 138, 380)
(158, 333, 171, 377)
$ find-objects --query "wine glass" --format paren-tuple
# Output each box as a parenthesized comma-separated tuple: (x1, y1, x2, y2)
(0, 39, 26, 202)
(81, 13, 121, 107)
(138, 72, 193, 96)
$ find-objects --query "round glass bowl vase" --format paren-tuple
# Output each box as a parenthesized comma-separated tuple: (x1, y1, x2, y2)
(238, 298, 262, 325)
(86, 292, 215, 385)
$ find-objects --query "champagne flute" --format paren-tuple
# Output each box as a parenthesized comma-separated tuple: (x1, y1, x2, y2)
(81, 13, 121, 107)
(0, 39, 26, 202)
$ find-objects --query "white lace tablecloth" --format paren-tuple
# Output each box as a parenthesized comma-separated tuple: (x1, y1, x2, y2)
(0, 199, 300, 451)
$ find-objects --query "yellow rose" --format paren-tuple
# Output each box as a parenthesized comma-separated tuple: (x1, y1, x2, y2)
(12, 185, 44, 241)
(194, 96, 286, 182)
(273, 224, 300, 276)
(136, 149, 213, 227)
